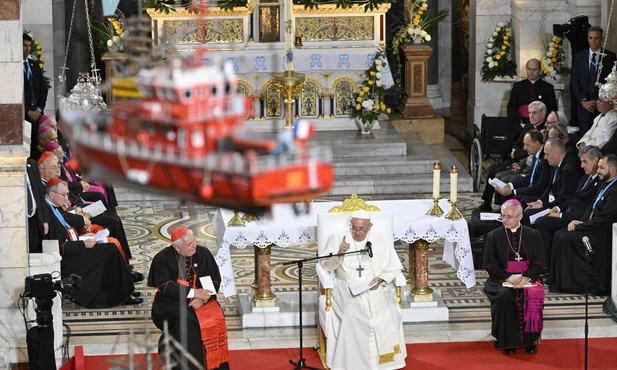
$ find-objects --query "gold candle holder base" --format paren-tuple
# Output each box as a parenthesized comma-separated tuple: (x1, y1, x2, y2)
(274, 71, 306, 130)
(445, 200, 463, 220)
(227, 210, 246, 226)
(426, 196, 444, 216)
(242, 213, 259, 222)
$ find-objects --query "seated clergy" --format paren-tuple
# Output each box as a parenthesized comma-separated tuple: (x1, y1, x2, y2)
(319, 210, 406, 370)
(148, 227, 230, 370)
(522, 138, 581, 224)
(482, 200, 547, 356)
(533, 146, 602, 262)
(43, 178, 140, 307)
(550, 154, 617, 296)
(576, 98, 617, 151)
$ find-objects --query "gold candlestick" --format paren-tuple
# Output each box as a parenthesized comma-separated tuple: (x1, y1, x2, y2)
(274, 71, 306, 130)
(227, 210, 246, 226)
(445, 200, 463, 220)
(426, 196, 444, 216)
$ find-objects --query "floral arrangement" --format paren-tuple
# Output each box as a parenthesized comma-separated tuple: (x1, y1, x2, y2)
(392, 0, 449, 48)
(23, 31, 52, 89)
(91, 10, 126, 53)
(480, 20, 517, 82)
(540, 35, 570, 79)
(348, 48, 392, 133)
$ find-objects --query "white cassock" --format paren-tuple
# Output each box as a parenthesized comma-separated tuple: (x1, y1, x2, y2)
(320, 228, 407, 370)
(577, 109, 617, 149)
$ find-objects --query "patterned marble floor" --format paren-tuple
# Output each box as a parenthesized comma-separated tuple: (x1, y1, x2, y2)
(61, 191, 617, 355)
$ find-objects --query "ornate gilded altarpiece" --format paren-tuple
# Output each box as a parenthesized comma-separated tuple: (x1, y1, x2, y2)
(145, 4, 392, 128)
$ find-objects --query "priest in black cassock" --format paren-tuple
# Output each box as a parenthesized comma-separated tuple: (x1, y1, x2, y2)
(507, 58, 557, 126)
(148, 227, 230, 370)
(44, 178, 136, 308)
(482, 199, 547, 355)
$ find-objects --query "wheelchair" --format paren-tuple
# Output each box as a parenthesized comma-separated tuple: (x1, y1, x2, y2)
(468, 114, 521, 191)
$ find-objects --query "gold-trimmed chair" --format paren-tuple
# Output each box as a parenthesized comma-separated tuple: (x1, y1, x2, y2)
(314, 206, 406, 367)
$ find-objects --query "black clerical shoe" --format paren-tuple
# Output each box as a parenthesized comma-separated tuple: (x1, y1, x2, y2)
(503, 348, 516, 355)
(125, 294, 143, 305)
(131, 291, 142, 297)
(525, 344, 538, 354)
(131, 271, 144, 283)
(477, 203, 494, 212)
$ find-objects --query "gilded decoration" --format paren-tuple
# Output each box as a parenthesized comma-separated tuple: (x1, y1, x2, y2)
(328, 194, 381, 213)
(291, 4, 391, 14)
(146, 7, 252, 17)
(332, 76, 356, 116)
(235, 79, 253, 96)
(164, 18, 244, 44)
(263, 80, 282, 118)
(300, 78, 322, 117)
(296, 16, 374, 42)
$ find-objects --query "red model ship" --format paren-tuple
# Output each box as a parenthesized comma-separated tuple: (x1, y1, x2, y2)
(60, 52, 333, 212)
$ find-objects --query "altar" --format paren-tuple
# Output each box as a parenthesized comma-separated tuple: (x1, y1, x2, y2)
(212, 198, 476, 327)
(138, 4, 394, 130)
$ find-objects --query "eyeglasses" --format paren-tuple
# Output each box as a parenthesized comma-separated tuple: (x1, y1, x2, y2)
(52, 190, 69, 198)
(351, 227, 367, 233)
(546, 120, 558, 125)
(500, 214, 521, 220)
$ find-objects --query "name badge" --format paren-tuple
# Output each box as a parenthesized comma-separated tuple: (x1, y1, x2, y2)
(548, 194, 555, 203)
(68, 228, 79, 241)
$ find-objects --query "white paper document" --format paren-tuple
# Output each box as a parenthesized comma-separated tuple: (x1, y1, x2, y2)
(78, 228, 109, 243)
(349, 281, 378, 296)
(480, 212, 502, 221)
(82, 200, 107, 218)
(529, 208, 550, 225)
(488, 177, 507, 189)
(199, 276, 217, 295)
(502, 274, 535, 288)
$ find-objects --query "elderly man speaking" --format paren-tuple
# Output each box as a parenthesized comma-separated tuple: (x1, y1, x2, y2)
(320, 210, 406, 370)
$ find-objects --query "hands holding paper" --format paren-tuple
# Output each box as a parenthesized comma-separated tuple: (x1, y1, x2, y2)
(190, 288, 215, 309)
(369, 277, 384, 291)
(506, 274, 529, 289)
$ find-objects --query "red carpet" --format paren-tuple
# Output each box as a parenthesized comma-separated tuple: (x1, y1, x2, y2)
(62, 337, 617, 369)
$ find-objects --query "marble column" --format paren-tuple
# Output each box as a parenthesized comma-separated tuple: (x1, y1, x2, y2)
(411, 239, 433, 301)
(254, 245, 276, 307)
(407, 243, 416, 291)
(398, 44, 434, 118)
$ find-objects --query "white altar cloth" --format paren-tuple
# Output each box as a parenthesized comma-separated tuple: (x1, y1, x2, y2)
(212, 199, 476, 297)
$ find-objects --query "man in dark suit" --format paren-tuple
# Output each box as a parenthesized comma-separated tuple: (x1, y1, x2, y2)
(571, 26, 617, 136)
(26, 157, 49, 253)
(23, 33, 48, 149)
(550, 153, 617, 296)
(478, 102, 548, 211)
(495, 130, 551, 208)
(507, 58, 558, 126)
(534, 145, 602, 265)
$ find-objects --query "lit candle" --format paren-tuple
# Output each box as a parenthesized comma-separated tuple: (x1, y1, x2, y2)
(284, 0, 294, 72)
(450, 166, 458, 203)
(432, 162, 440, 198)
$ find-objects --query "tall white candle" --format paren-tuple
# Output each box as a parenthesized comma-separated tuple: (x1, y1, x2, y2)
(450, 166, 458, 203)
(284, 0, 294, 71)
(432, 163, 440, 198)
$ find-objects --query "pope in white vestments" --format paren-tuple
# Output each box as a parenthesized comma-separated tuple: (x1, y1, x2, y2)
(320, 210, 406, 370)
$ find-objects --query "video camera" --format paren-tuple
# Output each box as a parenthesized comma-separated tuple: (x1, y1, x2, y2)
(23, 273, 81, 327)
(553, 16, 591, 56)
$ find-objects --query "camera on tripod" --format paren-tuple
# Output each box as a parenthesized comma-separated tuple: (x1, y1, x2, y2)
(23, 273, 81, 327)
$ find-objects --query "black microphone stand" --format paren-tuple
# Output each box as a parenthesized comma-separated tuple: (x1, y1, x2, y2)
(283, 248, 370, 369)
(584, 247, 592, 370)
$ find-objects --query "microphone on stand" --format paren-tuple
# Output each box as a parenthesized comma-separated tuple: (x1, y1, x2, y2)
(366, 241, 373, 258)
(582, 236, 593, 254)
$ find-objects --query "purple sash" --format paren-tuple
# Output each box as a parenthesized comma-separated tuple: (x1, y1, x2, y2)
(506, 261, 544, 333)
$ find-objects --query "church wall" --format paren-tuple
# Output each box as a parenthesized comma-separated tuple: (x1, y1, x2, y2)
(437, 0, 452, 108)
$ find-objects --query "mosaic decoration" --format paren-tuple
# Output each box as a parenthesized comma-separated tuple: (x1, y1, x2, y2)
(332, 77, 356, 116)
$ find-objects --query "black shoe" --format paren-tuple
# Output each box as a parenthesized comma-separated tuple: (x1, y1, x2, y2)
(525, 344, 538, 354)
(124, 294, 143, 305)
(477, 203, 494, 212)
(503, 348, 516, 355)
(131, 291, 142, 297)
(131, 271, 144, 283)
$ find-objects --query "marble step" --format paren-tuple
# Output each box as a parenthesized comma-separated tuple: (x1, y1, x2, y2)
(330, 173, 473, 195)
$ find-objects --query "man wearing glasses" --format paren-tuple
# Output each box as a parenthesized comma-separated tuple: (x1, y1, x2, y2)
(320, 210, 406, 369)
(576, 98, 617, 152)
(482, 199, 547, 356)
